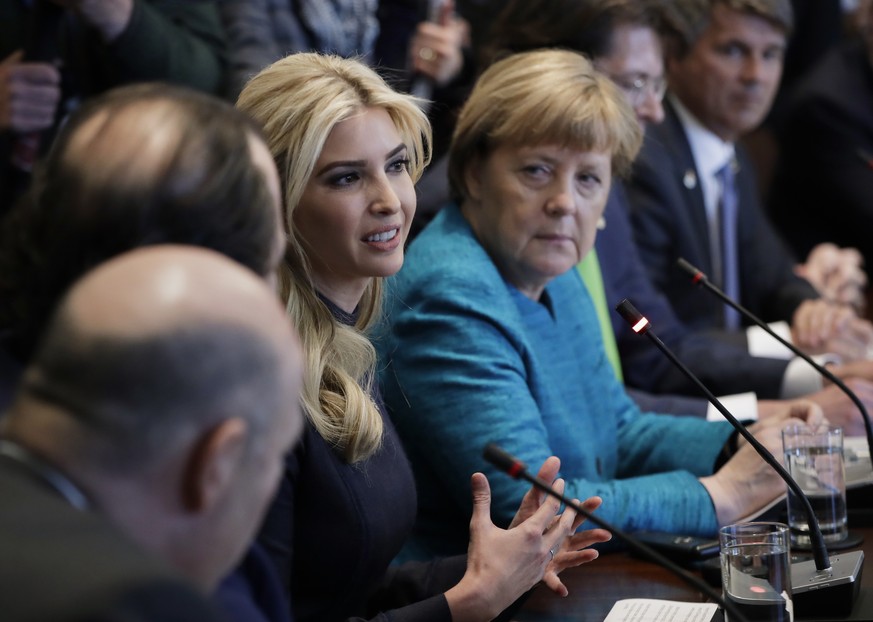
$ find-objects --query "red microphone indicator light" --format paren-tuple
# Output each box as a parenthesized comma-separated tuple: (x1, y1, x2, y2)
(483, 443, 527, 479)
(676, 258, 707, 285)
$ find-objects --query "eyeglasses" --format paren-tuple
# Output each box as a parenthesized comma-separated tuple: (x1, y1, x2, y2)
(608, 73, 667, 107)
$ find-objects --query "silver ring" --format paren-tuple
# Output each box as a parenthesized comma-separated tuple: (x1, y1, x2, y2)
(549, 547, 556, 560)
(419, 47, 436, 61)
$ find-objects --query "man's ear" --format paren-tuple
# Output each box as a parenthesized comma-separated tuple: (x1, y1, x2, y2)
(181, 418, 248, 513)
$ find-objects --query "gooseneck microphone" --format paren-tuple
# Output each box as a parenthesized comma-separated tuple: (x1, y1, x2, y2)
(615, 299, 830, 568)
(482, 443, 750, 622)
(615, 298, 864, 617)
(676, 257, 873, 460)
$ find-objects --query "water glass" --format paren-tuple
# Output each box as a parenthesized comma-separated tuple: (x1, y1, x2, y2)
(782, 424, 847, 546)
(720, 522, 793, 621)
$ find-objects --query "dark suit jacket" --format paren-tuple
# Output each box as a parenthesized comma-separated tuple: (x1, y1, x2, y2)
(216, 544, 292, 622)
(769, 39, 873, 267)
(598, 183, 790, 402)
(255, 294, 464, 622)
(625, 100, 818, 334)
(0, 455, 227, 622)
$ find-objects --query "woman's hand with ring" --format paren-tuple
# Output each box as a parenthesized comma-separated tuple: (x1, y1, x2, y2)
(542, 495, 610, 597)
(508, 457, 611, 597)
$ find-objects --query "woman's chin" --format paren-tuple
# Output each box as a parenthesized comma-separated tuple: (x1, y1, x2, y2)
(370, 255, 406, 279)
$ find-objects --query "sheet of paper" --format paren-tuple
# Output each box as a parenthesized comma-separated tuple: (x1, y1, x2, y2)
(603, 598, 718, 622)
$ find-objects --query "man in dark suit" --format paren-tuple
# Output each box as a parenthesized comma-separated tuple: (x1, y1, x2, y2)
(626, 0, 873, 368)
(769, 0, 873, 270)
(591, 0, 873, 433)
(599, 182, 873, 432)
(575, 0, 789, 406)
(0, 246, 304, 621)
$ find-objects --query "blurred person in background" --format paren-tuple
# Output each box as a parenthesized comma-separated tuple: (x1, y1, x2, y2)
(0, 0, 227, 211)
(0, 246, 304, 621)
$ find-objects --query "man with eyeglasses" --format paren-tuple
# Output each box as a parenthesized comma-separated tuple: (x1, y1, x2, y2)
(625, 0, 873, 382)
(603, 73, 666, 121)
(591, 24, 667, 131)
(474, 0, 873, 433)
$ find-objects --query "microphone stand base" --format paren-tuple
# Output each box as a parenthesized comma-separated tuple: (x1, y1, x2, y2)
(793, 550, 864, 618)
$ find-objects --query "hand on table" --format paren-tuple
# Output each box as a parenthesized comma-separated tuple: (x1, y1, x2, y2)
(796, 243, 866, 311)
(822, 317, 873, 362)
(806, 379, 873, 437)
(702, 400, 824, 525)
(791, 299, 859, 353)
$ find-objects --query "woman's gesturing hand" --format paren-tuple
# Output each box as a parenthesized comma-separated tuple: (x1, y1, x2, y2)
(445, 457, 610, 621)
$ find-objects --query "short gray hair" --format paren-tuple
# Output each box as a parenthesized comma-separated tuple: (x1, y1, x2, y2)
(21, 315, 281, 473)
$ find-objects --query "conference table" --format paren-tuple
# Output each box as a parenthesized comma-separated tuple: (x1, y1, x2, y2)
(517, 522, 873, 621)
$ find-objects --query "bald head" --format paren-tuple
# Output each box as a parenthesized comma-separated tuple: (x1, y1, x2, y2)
(63, 99, 192, 193)
(0, 83, 285, 364)
(8, 245, 302, 475)
(46, 84, 283, 284)
(3, 246, 303, 588)
(61, 94, 280, 224)
(63, 244, 285, 341)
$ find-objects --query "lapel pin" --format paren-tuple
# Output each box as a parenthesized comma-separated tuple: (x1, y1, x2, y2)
(683, 169, 697, 189)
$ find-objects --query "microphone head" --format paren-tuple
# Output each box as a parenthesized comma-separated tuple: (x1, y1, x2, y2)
(482, 443, 527, 478)
(615, 299, 651, 334)
(676, 258, 707, 284)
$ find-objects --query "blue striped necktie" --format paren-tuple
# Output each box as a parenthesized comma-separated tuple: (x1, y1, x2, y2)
(716, 161, 741, 329)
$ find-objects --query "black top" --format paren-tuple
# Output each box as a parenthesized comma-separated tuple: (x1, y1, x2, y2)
(256, 295, 464, 622)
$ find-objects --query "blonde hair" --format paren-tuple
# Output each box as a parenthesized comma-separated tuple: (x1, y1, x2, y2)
(237, 53, 431, 462)
(449, 49, 642, 202)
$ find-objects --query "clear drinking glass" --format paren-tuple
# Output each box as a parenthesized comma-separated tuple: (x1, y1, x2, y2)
(782, 424, 847, 546)
(720, 522, 793, 621)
